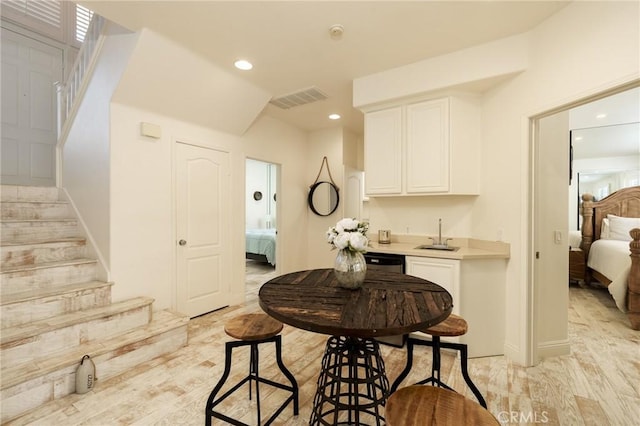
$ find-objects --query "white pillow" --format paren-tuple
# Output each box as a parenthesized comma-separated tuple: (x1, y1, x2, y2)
(606, 214, 640, 241)
(600, 218, 610, 239)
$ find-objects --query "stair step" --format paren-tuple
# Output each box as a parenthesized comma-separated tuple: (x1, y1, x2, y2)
(1, 219, 79, 242)
(1, 185, 59, 203)
(0, 297, 154, 366)
(1, 281, 113, 329)
(1, 258, 97, 295)
(0, 309, 189, 423)
(1, 238, 87, 268)
(1, 201, 71, 220)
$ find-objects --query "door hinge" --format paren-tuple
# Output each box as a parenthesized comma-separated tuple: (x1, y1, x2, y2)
(535, 251, 540, 259)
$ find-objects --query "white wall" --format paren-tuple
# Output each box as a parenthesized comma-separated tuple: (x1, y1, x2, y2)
(62, 24, 137, 271)
(104, 29, 311, 310)
(246, 159, 272, 229)
(353, 1, 639, 365)
(475, 1, 639, 364)
(109, 104, 309, 309)
(306, 127, 346, 269)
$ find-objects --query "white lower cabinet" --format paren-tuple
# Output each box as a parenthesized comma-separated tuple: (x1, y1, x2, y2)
(405, 256, 506, 358)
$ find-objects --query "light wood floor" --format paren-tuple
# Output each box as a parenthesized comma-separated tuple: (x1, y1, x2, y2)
(8, 262, 639, 425)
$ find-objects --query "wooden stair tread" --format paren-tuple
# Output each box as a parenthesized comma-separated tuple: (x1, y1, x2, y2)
(225, 313, 283, 340)
(0, 257, 96, 274)
(1, 218, 77, 223)
(0, 280, 113, 306)
(0, 237, 85, 248)
(0, 309, 189, 390)
(0, 296, 154, 346)
(1, 200, 68, 205)
(386, 385, 499, 426)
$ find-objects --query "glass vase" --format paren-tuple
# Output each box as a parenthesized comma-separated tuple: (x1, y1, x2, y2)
(333, 249, 367, 289)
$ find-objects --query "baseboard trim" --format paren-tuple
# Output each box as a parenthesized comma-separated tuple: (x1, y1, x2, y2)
(537, 339, 570, 359)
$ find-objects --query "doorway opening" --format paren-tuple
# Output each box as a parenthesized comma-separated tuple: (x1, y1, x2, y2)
(245, 158, 279, 301)
(530, 81, 639, 363)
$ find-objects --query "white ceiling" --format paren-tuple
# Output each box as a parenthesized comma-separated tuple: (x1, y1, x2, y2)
(82, 0, 569, 134)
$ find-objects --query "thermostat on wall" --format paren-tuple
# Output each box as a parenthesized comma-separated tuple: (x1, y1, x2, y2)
(140, 122, 161, 139)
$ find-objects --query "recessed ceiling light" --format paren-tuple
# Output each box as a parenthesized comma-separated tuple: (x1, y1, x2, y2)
(234, 59, 253, 70)
(328, 113, 341, 120)
(574, 136, 583, 141)
(596, 113, 607, 119)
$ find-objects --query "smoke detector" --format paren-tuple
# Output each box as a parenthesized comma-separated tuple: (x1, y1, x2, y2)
(329, 24, 344, 39)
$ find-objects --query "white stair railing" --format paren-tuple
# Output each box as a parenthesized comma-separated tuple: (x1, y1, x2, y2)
(56, 14, 106, 138)
(55, 14, 107, 185)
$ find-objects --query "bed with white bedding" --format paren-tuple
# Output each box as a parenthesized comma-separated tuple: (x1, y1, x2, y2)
(587, 239, 633, 312)
(580, 186, 640, 329)
(245, 228, 276, 266)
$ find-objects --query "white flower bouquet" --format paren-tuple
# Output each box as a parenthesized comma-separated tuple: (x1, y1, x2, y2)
(326, 218, 370, 253)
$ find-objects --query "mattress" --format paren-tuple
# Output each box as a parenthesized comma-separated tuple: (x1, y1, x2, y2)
(587, 239, 631, 312)
(246, 228, 276, 266)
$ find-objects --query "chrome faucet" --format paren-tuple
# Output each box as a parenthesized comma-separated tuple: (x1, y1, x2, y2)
(433, 218, 451, 247)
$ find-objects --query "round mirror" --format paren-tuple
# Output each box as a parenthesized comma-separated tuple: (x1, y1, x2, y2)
(308, 181, 340, 216)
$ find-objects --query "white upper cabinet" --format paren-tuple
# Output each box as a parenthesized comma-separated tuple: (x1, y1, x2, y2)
(364, 95, 480, 196)
(363, 107, 403, 195)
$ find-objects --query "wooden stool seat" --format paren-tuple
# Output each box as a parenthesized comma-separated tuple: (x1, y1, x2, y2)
(224, 313, 283, 341)
(386, 385, 499, 426)
(205, 313, 298, 425)
(422, 313, 468, 337)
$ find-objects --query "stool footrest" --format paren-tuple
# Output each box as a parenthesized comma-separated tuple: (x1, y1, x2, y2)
(205, 335, 299, 426)
(390, 336, 487, 408)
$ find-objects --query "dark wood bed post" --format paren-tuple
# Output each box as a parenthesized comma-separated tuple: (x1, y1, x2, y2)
(629, 228, 640, 330)
(580, 193, 595, 257)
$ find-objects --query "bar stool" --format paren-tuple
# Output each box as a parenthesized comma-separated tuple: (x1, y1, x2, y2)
(205, 313, 299, 426)
(389, 314, 486, 407)
(386, 385, 499, 425)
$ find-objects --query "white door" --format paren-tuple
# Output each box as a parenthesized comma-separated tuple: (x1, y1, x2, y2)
(533, 112, 570, 361)
(176, 142, 231, 317)
(1, 28, 62, 186)
(344, 167, 364, 219)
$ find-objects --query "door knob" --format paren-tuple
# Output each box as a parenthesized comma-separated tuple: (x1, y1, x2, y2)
(178, 239, 187, 246)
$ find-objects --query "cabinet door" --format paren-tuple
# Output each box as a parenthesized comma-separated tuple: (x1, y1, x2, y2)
(364, 107, 402, 195)
(406, 99, 449, 193)
(405, 256, 459, 315)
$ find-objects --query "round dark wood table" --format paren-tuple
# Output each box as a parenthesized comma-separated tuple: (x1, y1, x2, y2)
(259, 268, 453, 425)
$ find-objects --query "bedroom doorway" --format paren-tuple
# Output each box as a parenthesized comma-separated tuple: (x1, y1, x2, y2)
(245, 159, 279, 298)
(531, 81, 639, 364)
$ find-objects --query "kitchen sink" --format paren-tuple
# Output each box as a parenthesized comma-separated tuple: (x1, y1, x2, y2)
(414, 245, 459, 251)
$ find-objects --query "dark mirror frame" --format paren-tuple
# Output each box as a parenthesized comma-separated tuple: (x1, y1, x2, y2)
(308, 181, 340, 216)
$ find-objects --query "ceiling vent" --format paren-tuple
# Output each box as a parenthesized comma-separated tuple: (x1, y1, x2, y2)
(270, 86, 328, 109)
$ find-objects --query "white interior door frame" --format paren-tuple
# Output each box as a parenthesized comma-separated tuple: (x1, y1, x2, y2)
(527, 79, 640, 365)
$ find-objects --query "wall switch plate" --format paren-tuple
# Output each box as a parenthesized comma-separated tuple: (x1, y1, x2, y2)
(554, 230, 562, 244)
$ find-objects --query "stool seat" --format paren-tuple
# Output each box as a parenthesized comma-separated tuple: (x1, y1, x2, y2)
(224, 313, 283, 340)
(206, 313, 298, 426)
(386, 385, 499, 426)
(422, 313, 468, 337)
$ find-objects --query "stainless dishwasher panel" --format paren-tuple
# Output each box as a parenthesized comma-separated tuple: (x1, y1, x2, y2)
(364, 252, 405, 273)
(364, 252, 406, 347)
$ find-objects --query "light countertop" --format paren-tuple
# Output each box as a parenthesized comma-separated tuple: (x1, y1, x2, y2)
(366, 235, 510, 260)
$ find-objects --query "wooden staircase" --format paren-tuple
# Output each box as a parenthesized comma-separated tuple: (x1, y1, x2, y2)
(0, 185, 189, 423)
